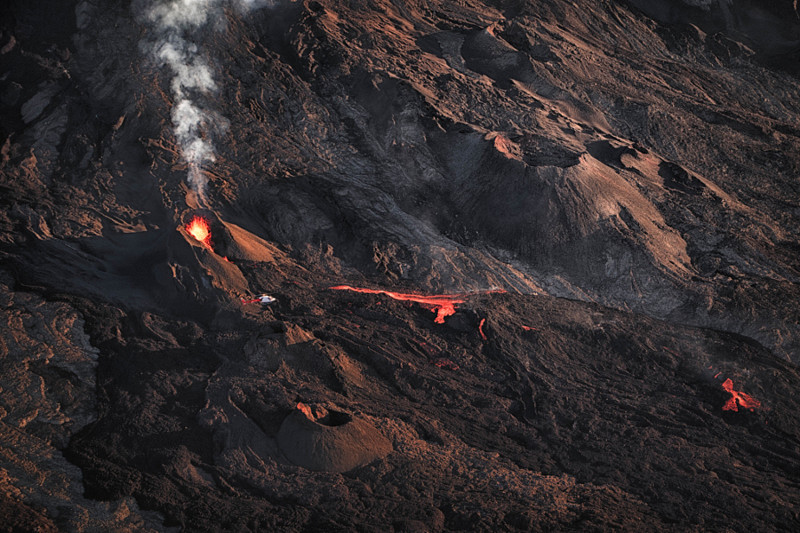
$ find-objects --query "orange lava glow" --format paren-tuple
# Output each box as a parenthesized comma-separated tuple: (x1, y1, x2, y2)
(433, 302, 458, 324)
(330, 285, 503, 324)
(432, 358, 460, 371)
(721, 379, 761, 412)
(479, 318, 487, 340)
(296, 402, 314, 419)
(186, 216, 212, 248)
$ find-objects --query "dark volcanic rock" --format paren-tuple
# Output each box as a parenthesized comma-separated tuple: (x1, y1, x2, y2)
(1, 0, 800, 531)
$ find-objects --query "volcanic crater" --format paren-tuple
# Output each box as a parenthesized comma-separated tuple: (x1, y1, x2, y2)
(2, 0, 800, 531)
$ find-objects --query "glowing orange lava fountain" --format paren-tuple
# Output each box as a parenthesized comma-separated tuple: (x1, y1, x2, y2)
(721, 379, 761, 412)
(186, 216, 212, 249)
(330, 285, 505, 324)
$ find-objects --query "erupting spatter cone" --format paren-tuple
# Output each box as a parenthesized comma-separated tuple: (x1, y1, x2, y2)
(186, 216, 212, 248)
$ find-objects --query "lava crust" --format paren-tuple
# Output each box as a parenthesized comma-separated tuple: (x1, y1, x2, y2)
(2, 0, 800, 531)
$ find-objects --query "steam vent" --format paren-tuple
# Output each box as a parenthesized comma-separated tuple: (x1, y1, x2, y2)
(277, 404, 392, 472)
(3, 0, 800, 531)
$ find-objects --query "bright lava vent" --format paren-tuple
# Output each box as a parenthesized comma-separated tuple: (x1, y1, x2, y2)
(186, 216, 212, 248)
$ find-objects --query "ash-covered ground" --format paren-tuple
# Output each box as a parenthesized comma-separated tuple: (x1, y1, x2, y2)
(2, 0, 800, 531)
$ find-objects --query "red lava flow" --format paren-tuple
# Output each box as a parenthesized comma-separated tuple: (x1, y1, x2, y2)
(721, 378, 761, 412)
(330, 285, 503, 324)
(186, 216, 212, 249)
(432, 358, 460, 371)
(296, 402, 314, 419)
(479, 318, 488, 340)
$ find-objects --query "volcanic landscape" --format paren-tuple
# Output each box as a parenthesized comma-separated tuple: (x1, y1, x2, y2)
(2, 0, 800, 531)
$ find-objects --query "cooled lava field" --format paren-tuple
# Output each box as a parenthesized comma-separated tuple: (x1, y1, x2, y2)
(2, 0, 800, 531)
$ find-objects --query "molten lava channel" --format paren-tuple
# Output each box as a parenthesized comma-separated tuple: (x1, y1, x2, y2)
(186, 216, 212, 249)
(478, 318, 488, 340)
(330, 285, 499, 324)
(721, 379, 761, 412)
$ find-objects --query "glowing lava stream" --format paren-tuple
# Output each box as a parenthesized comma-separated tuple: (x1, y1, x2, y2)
(186, 216, 212, 249)
(721, 379, 761, 412)
(330, 285, 503, 324)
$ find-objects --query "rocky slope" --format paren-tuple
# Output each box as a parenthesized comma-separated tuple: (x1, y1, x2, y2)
(1, 0, 799, 531)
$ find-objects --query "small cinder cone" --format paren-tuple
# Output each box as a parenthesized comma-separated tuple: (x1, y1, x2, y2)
(277, 404, 392, 473)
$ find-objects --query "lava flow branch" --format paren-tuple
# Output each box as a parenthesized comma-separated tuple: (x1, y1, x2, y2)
(721, 379, 761, 412)
(330, 285, 503, 324)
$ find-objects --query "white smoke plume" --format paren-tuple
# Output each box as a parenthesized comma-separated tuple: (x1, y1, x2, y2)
(139, 0, 273, 200)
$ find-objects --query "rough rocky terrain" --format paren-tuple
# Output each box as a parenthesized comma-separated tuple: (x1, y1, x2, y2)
(1, 0, 799, 530)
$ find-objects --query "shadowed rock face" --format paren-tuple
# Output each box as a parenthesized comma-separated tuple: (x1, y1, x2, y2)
(627, 0, 800, 55)
(2, 0, 800, 531)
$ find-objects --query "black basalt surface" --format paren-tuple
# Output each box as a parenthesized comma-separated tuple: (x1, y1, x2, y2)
(1, 0, 799, 531)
